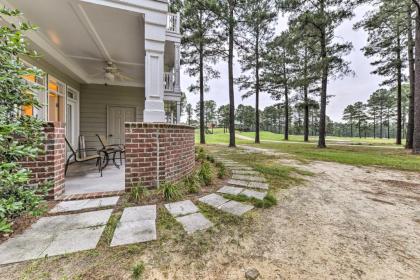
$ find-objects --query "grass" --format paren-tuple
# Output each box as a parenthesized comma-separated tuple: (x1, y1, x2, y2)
(199, 128, 420, 172)
(222, 193, 277, 208)
(131, 262, 145, 279)
(196, 128, 402, 146)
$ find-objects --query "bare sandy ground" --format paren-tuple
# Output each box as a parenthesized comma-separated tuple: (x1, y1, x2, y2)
(145, 152, 420, 279)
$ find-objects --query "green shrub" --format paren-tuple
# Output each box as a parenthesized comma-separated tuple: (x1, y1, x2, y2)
(217, 163, 227, 179)
(160, 182, 182, 201)
(196, 147, 206, 161)
(0, 8, 48, 234)
(206, 155, 215, 163)
(131, 262, 145, 279)
(183, 174, 201, 194)
(198, 162, 213, 186)
(129, 183, 149, 202)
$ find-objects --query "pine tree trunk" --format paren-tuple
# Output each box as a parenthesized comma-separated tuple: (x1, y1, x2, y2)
(318, 8, 328, 148)
(255, 29, 260, 144)
(414, 2, 420, 153)
(304, 48, 309, 142)
(228, 5, 235, 148)
(284, 86, 289, 141)
(373, 114, 376, 139)
(199, 26, 205, 144)
(396, 29, 402, 145)
(407, 3, 415, 149)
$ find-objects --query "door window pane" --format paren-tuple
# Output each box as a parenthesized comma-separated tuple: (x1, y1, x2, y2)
(47, 76, 65, 122)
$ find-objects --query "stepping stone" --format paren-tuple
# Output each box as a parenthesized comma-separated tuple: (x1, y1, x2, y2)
(217, 186, 244, 195)
(49, 196, 119, 213)
(165, 200, 199, 217)
(0, 210, 112, 265)
(111, 205, 156, 247)
(199, 193, 229, 208)
(219, 200, 254, 216)
(232, 174, 266, 182)
(241, 189, 267, 200)
(232, 170, 259, 175)
(227, 179, 269, 190)
(176, 213, 213, 234)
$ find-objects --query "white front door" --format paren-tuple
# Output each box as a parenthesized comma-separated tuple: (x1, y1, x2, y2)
(107, 106, 136, 145)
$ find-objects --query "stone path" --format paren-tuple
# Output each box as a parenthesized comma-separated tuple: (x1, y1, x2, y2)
(165, 200, 213, 234)
(111, 205, 157, 246)
(0, 209, 112, 265)
(0, 154, 272, 265)
(218, 186, 267, 200)
(199, 193, 254, 216)
(49, 196, 119, 213)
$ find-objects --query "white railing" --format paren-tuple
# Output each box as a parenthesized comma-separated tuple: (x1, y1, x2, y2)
(167, 12, 180, 33)
(164, 72, 174, 92)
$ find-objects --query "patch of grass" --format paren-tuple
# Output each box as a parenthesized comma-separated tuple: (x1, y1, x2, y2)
(198, 161, 213, 186)
(256, 142, 420, 172)
(156, 207, 184, 240)
(216, 162, 227, 179)
(222, 193, 277, 208)
(159, 182, 182, 202)
(198, 202, 244, 226)
(129, 183, 149, 203)
(131, 262, 145, 280)
(183, 174, 201, 194)
(196, 147, 207, 161)
(102, 212, 121, 245)
(206, 154, 215, 163)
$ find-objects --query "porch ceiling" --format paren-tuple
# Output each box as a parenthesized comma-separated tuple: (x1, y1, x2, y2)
(10, 0, 146, 87)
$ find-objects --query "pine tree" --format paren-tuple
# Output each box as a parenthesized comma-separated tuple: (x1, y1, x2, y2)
(236, 0, 277, 144)
(261, 31, 294, 141)
(278, 0, 355, 148)
(356, 0, 409, 145)
(217, 105, 230, 133)
(185, 103, 193, 125)
(182, 0, 220, 144)
(412, 0, 420, 153)
(343, 104, 356, 137)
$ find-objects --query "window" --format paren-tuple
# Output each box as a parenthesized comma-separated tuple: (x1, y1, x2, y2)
(47, 76, 66, 122)
(164, 101, 178, 124)
(22, 69, 47, 120)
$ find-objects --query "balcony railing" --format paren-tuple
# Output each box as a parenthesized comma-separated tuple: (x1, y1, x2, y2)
(164, 72, 174, 92)
(167, 12, 180, 33)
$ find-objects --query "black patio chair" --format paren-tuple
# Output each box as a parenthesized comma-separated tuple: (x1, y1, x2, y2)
(96, 134, 125, 168)
(65, 137, 103, 177)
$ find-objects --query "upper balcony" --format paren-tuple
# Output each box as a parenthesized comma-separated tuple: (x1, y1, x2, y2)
(167, 12, 180, 34)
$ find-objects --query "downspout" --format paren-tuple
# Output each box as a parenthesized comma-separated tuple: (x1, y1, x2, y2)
(156, 130, 160, 188)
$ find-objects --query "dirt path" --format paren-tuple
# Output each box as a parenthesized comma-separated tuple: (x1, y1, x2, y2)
(146, 148, 420, 279)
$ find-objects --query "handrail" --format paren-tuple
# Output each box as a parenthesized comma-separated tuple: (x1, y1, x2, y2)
(167, 12, 180, 33)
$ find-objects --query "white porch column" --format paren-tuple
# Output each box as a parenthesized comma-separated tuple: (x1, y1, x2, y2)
(143, 17, 166, 123)
(176, 101, 181, 124)
(144, 50, 165, 122)
(174, 42, 181, 93)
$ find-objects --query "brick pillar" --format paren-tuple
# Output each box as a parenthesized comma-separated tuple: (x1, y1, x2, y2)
(125, 123, 195, 190)
(20, 122, 66, 199)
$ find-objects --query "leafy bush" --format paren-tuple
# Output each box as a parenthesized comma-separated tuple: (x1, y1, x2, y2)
(206, 155, 215, 163)
(217, 163, 227, 179)
(183, 174, 201, 194)
(160, 182, 182, 201)
(195, 147, 206, 161)
(129, 183, 149, 203)
(198, 161, 213, 186)
(0, 8, 48, 233)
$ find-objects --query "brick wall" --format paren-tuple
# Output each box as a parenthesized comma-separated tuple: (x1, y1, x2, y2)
(125, 122, 195, 189)
(20, 122, 66, 199)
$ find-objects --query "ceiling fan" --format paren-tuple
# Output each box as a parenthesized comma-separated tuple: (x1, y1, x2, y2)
(102, 61, 134, 83)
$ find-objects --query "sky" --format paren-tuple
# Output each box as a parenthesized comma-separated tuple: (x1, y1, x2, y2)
(180, 5, 385, 122)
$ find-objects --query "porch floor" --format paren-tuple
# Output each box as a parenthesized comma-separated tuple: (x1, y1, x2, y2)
(64, 161, 125, 195)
